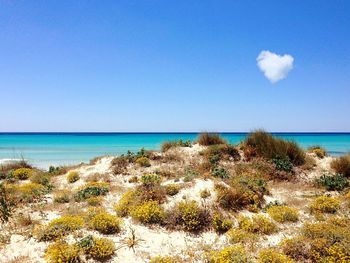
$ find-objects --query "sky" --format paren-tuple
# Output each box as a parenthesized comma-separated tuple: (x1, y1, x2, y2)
(1, 1, 350, 132)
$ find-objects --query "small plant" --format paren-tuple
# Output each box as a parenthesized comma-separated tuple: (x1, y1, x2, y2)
(13, 168, 33, 180)
(209, 245, 250, 263)
(128, 176, 138, 183)
(74, 182, 109, 201)
(111, 156, 129, 175)
(149, 256, 179, 263)
(78, 235, 116, 260)
(309, 196, 340, 214)
(130, 200, 165, 224)
(211, 167, 230, 179)
(272, 157, 293, 173)
(267, 205, 299, 223)
(8, 182, 46, 203)
(212, 212, 232, 233)
(89, 212, 121, 234)
(165, 184, 180, 196)
(308, 146, 327, 158)
(45, 241, 81, 263)
(35, 215, 84, 241)
(183, 167, 199, 182)
(258, 248, 293, 263)
(226, 228, 257, 245)
(238, 215, 277, 235)
(141, 174, 161, 186)
(317, 173, 349, 191)
(200, 189, 211, 199)
(86, 196, 103, 206)
(197, 132, 227, 146)
(331, 154, 350, 177)
(136, 156, 151, 167)
(67, 171, 80, 183)
(114, 190, 137, 216)
(53, 190, 71, 203)
(161, 139, 192, 152)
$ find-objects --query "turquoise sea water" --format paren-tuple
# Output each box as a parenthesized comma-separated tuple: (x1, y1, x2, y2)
(0, 133, 349, 169)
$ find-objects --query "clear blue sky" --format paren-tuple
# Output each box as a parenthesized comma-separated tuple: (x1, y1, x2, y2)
(1, 1, 349, 132)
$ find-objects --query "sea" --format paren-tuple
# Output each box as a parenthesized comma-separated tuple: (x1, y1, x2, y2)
(0, 133, 349, 169)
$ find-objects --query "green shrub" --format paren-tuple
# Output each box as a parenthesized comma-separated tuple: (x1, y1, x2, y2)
(244, 130, 305, 166)
(130, 200, 165, 224)
(35, 215, 84, 241)
(317, 173, 349, 191)
(308, 146, 327, 158)
(197, 133, 227, 146)
(78, 235, 115, 260)
(89, 212, 121, 234)
(67, 171, 80, 183)
(272, 157, 293, 173)
(74, 182, 109, 201)
(267, 205, 299, 223)
(45, 241, 81, 263)
(211, 167, 230, 179)
(331, 154, 350, 177)
(30, 172, 52, 189)
(209, 245, 250, 263)
(165, 184, 180, 196)
(309, 196, 340, 214)
(183, 167, 199, 182)
(13, 168, 33, 180)
(161, 139, 191, 152)
(212, 212, 232, 233)
(136, 156, 151, 167)
(141, 174, 161, 187)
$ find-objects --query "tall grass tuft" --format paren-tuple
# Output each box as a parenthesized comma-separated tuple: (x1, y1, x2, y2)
(244, 130, 305, 166)
(197, 132, 227, 146)
(331, 154, 350, 177)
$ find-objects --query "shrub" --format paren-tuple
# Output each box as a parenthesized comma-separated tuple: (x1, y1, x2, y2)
(202, 144, 240, 163)
(183, 167, 199, 182)
(244, 130, 305, 166)
(0, 183, 11, 222)
(130, 201, 165, 224)
(67, 171, 80, 183)
(279, 236, 311, 261)
(267, 205, 299, 223)
(317, 173, 349, 191)
(136, 156, 151, 167)
(86, 196, 103, 206)
(226, 228, 257, 245)
(331, 154, 350, 177)
(212, 212, 232, 233)
(74, 182, 109, 201)
(7, 182, 46, 203)
(78, 235, 115, 260)
(209, 245, 250, 263)
(211, 167, 230, 179)
(141, 174, 161, 187)
(238, 215, 277, 235)
(114, 190, 138, 216)
(161, 139, 191, 152)
(45, 241, 81, 263)
(197, 133, 227, 146)
(216, 175, 268, 211)
(12, 168, 33, 180)
(53, 190, 71, 203)
(89, 212, 121, 234)
(36, 215, 84, 241)
(308, 146, 327, 158)
(309, 196, 340, 214)
(272, 157, 293, 173)
(258, 248, 294, 263)
(301, 155, 317, 170)
(30, 172, 52, 189)
(169, 200, 210, 232)
(165, 184, 180, 196)
(111, 156, 129, 175)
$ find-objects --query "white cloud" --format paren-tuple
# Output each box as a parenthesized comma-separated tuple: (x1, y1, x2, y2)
(256, 50, 294, 83)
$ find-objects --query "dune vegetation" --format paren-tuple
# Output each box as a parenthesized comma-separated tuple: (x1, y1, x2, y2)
(1, 131, 350, 262)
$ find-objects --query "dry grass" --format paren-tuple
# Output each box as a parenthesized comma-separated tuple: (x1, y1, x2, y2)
(331, 154, 350, 177)
(197, 132, 227, 146)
